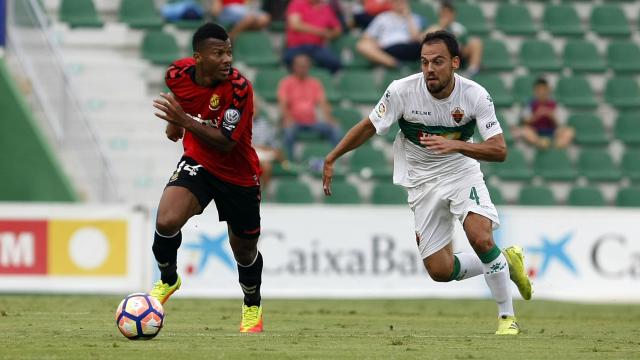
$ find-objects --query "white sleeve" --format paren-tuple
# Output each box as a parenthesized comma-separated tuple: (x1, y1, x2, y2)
(474, 86, 503, 140)
(368, 81, 403, 135)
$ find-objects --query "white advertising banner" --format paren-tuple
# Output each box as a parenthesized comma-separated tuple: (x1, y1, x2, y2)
(170, 205, 640, 302)
(0, 203, 147, 294)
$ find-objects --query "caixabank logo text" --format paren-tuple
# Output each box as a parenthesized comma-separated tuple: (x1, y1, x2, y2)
(0, 219, 127, 276)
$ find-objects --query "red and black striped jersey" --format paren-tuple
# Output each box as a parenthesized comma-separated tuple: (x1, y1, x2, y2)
(165, 57, 260, 187)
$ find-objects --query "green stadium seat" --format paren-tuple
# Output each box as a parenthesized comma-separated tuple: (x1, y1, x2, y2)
(487, 185, 506, 206)
(269, 20, 286, 32)
(411, 2, 436, 25)
(590, 5, 631, 37)
(577, 149, 621, 182)
(513, 75, 536, 105)
(481, 40, 514, 72)
(332, 34, 372, 69)
(142, 31, 181, 65)
(496, 112, 514, 145)
(471, 74, 512, 108)
(520, 40, 561, 72)
(607, 41, 640, 73)
(518, 185, 556, 206)
(349, 148, 392, 179)
(381, 67, 414, 90)
(253, 68, 288, 102)
(338, 70, 380, 103)
(562, 40, 606, 73)
(494, 148, 533, 181)
(543, 4, 582, 37)
(371, 183, 406, 204)
(300, 141, 332, 165)
(59, 0, 103, 28)
(567, 186, 606, 207)
(605, 77, 640, 109)
(274, 180, 314, 203)
(534, 149, 577, 181)
(614, 113, 640, 146)
(309, 68, 340, 103)
(233, 32, 279, 68)
(556, 76, 597, 108)
(456, 3, 489, 36)
(567, 114, 608, 146)
(332, 106, 362, 129)
(271, 162, 301, 178)
(174, 19, 206, 30)
(615, 187, 640, 207)
(384, 122, 400, 143)
(495, 4, 536, 36)
(323, 181, 362, 204)
(119, 0, 163, 29)
(621, 149, 640, 183)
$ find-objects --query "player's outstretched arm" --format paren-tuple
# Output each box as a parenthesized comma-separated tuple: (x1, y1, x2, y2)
(420, 133, 507, 162)
(323, 118, 376, 196)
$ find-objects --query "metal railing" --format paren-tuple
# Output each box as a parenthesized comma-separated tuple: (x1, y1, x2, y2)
(4, 0, 118, 202)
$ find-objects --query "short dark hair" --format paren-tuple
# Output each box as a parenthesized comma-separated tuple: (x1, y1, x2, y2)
(421, 30, 460, 58)
(192, 22, 229, 52)
(534, 77, 549, 87)
(441, 1, 455, 12)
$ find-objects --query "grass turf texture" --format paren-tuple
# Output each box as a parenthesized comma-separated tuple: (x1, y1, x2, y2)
(1, 296, 639, 359)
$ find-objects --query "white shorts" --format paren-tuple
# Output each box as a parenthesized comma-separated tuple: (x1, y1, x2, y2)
(407, 171, 500, 259)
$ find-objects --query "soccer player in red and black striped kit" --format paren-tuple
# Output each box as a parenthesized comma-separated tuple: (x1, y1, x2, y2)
(151, 23, 264, 333)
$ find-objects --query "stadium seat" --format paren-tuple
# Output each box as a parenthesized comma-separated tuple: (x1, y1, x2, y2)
(323, 181, 362, 204)
(371, 183, 407, 204)
(410, 1, 436, 25)
(496, 112, 514, 145)
(614, 113, 640, 146)
(562, 40, 606, 73)
(455, 3, 489, 36)
(518, 185, 556, 206)
(59, 0, 103, 28)
(174, 19, 205, 30)
(253, 68, 288, 102)
(300, 142, 333, 164)
(534, 149, 577, 181)
(607, 41, 640, 73)
(349, 148, 392, 179)
(471, 74, 512, 108)
(331, 34, 372, 69)
(590, 5, 631, 37)
(382, 67, 414, 89)
(577, 149, 622, 182)
(495, 4, 536, 36)
(543, 4, 582, 37)
(481, 40, 514, 72)
(519, 40, 561, 72)
(309, 68, 341, 103)
(487, 185, 505, 206)
(513, 74, 536, 105)
(274, 180, 314, 203)
(555, 76, 597, 108)
(615, 187, 640, 207)
(119, 0, 163, 29)
(332, 106, 362, 129)
(141, 31, 181, 65)
(271, 162, 301, 178)
(338, 71, 380, 103)
(567, 186, 606, 207)
(494, 148, 533, 181)
(567, 114, 608, 146)
(233, 32, 280, 68)
(384, 122, 400, 143)
(621, 149, 640, 183)
(605, 77, 640, 109)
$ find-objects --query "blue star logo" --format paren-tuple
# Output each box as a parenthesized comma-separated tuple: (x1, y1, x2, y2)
(183, 231, 235, 273)
(527, 232, 577, 277)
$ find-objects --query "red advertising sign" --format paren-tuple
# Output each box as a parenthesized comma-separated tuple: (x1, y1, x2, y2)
(0, 220, 47, 274)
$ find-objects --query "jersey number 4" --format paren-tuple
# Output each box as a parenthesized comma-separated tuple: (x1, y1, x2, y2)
(469, 186, 480, 205)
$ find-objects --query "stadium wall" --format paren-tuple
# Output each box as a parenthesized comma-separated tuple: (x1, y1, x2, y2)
(0, 59, 76, 201)
(1, 204, 639, 302)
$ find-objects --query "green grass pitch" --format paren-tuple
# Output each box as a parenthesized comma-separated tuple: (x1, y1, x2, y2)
(1, 295, 639, 359)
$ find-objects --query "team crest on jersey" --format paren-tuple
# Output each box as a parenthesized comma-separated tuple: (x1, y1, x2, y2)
(209, 94, 221, 111)
(451, 107, 465, 123)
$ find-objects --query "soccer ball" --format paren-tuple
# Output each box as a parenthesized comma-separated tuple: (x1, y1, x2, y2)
(115, 293, 164, 340)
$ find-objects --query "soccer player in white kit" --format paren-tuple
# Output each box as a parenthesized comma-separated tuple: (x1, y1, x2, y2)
(322, 30, 532, 335)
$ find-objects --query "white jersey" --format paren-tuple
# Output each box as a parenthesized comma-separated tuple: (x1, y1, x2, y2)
(369, 73, 502, 187)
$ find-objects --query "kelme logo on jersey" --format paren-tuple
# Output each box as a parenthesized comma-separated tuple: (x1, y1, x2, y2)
(451, 107, 465, 123)
(209, 94, 220, 111)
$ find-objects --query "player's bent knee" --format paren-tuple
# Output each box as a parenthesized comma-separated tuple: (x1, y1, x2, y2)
(155, 214, 183, 236)
(424, 260, 454, 282)
(468, 232, 494, 253)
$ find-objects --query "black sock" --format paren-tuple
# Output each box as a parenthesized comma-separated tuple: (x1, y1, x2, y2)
(152, 230, 182, 285)
(238, 252, 263, 307)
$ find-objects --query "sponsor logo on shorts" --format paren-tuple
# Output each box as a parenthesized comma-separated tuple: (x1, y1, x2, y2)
(170, 160, 202, 181)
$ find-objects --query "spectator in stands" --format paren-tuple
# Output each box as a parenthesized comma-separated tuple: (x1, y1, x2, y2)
(352, 0, 392, 30)
(518, 78, 574, 149)
(210, 0, 270, 39)
(278, 54, 341, 160)
(427, 1, 482, 77)
(283, 0, 342, 73)
(356, 0, 424, 68)
(252, 99, 288, 191)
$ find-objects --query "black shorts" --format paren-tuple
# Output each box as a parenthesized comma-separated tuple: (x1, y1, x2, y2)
(166, 156, 261, 239)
